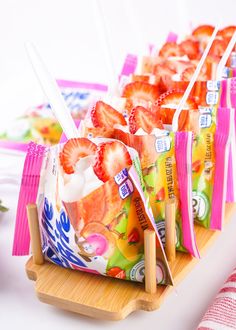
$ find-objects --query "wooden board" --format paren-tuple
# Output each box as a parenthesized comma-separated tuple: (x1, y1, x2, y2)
(26, 203, 236, 321)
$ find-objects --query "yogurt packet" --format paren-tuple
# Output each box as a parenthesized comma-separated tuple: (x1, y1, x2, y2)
(155, 80, 231, 229)
(80, 94, 198, 257)
(178, 81, 231, 230)
(114, 125, 199, 258)
(13, 138, 173, 285)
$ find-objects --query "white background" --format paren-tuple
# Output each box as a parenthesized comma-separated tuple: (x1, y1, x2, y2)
(1, 0, 236, 329)
(0, 0, 236, 129)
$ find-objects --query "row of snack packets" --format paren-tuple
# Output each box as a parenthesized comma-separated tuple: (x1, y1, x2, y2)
(12, 24, 235, 287)
(78, 25, 235, 250)
(13, 139, 173, 285)
(118, 24, 236, 220)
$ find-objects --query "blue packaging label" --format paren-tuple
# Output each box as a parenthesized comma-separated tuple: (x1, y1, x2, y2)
(114, 168, 129, 185)
(119, 179, 134, 199)
(155, 136, 171, 153)
(206, 92, 219, 105)
(207, 80, 220, 91)
(199, 114, 212, 128)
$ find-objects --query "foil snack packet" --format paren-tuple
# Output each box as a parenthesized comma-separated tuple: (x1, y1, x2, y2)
(13, 139, 173, 285)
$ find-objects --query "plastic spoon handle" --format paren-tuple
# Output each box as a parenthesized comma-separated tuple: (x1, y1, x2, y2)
(216, 31, 236, 80)
(172, 26, 219, 132)
(25, 42, 79, 139)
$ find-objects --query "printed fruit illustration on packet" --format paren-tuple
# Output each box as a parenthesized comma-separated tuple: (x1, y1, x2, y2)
(60, 137, 149, 278)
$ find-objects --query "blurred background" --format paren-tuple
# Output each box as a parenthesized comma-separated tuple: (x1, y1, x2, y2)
(0, 0, 236, 130)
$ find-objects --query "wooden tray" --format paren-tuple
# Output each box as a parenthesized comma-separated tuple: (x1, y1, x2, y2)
(26, 203, 236, 320)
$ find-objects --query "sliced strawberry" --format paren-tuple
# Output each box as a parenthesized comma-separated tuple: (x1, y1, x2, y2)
(124, 98, 151, 116)
(93, 141, 132, 182)
(60, 138, 97, 174)
(159, 42, 184, 58)
(218, 26, 236, 39)
(153, 63, 176, 76)
(157, 89, 197, 110)
(128, 228, 140, 244)
(209, 38, 227, 57)
(132, 74, 162, 87)
(84, 126, 114, 139)
(155, 187, 165, 201)
(91, 100, 126, 128)
(179, 39, 200, 60)
(129, 106, 164, 134)
(153, 90, 198, 130)
(132, 74, 150, 83)
(122, 81, 159, 103)
(153, 63, 177, 94)
(192, 25, 214, 39)
(107, 267, 126, 279)
(181, 66, 208, 81)
(141, 55, 155, 74)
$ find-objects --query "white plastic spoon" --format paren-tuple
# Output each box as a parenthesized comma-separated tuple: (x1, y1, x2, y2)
(172, 26, 219, 132)
(216, 31, 236, 80)
(25, 42, 79, 139)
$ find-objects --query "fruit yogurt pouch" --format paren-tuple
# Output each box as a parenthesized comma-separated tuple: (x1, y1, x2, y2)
(152, 89, 200, 132)
(188, 81, 231, 229)
(13, 138, 173, 285)
(153, 80, 232, 229)
(114, 113, 199, 257)
(80, 94, 198, 256)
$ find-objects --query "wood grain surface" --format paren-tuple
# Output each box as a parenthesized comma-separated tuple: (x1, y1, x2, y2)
(26, 203, 236, 320)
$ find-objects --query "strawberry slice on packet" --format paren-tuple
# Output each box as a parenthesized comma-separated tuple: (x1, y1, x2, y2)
(209, 38, 227, 57)
(122, 81, 159, 103)
(192, 25, 215, 51)
(192, 24, 215, 40)
(218, 26, 236, 54)
(179, 39, 200, 60)
(60, 138, 97, 174)
(159, 42, 184, 58)
(84, 126, 115, 139)
(91, 100, 126, 128)
(152, 63, 177, 94)
(153, 62, 177, 76)
(131, 74, 151, 83)
(181, 66, 208, 81)
(129, 106, 164, 134)
(218, 25, 236, 39)
(153, 89, 198, 131)
(93, 141, 132, 182)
